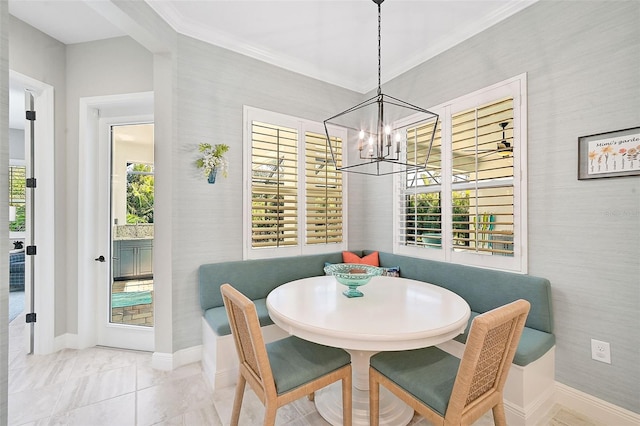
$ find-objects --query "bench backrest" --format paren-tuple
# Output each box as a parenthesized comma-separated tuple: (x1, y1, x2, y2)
(200, 250, 553, 335)
(372, 251, 553, 334)
(199, 252, 345, 311)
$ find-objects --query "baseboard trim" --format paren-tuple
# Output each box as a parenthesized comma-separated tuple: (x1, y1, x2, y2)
(503, 384, 555, 426)
(151, 352, 173, 371)
(152, 345, 202, 371)
(54, 333, 78, 351)
(555, 382, 640, 426)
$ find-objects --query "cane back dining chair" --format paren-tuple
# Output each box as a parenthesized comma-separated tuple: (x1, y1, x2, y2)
(369, 299, 530, 426)
(220, 283, 353, 426)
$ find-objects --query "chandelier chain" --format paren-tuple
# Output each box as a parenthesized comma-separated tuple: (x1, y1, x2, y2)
(377, 1, 382, 96)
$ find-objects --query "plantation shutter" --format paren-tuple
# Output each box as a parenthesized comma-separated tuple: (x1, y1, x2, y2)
(399, 119, 442, 248)
(250, 121, 298, 248)
(451, 97, 514, 256)
(304, 131, 343, 245)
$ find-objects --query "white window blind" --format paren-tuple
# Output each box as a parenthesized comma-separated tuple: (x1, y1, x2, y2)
(250, 121, 299, 248)
(450, 97, 514, 256)
(395, 75, 526, 272)
(244, 107, 346, 259)
(399, 119, 442, 248)
(304, 131, 343, 245)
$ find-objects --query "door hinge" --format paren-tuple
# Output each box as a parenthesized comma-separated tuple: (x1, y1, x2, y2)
(26, 245, 37, 255)
(26, 178, 37, 188)
(26, 313, 37, 323)
(26, 110, 36, 121)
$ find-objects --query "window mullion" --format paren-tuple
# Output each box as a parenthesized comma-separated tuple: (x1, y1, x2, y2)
(297, 121, 305, 248)
(441, 105, 453, 261)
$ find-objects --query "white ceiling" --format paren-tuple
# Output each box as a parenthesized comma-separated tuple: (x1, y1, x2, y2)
(8, 0, 537, 128)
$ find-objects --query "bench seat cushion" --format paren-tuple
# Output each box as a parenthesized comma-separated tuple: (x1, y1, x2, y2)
(203, 298, 273, 336)
(453, 311, 556, 366)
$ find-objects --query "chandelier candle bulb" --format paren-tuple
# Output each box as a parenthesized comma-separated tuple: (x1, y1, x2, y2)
(385, 125, 392, 147)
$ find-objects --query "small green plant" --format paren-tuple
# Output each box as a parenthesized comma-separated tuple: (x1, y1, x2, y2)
(196, 143, 230, 178)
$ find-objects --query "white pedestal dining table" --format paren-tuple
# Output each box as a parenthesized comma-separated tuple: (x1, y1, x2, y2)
(266, 275, 470, 426)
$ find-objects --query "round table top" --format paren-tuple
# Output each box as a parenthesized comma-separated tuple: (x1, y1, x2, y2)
(266, 275, 471, 352)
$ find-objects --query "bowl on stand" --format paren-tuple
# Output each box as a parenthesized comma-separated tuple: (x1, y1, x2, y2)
(323, 263, 383, 298)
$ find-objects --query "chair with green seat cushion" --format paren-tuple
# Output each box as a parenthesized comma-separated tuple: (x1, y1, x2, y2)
(220, 283, 352, 426)
(369, 299, 530, 426)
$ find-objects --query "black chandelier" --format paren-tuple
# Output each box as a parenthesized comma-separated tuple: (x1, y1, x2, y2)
(323, 0, 439, 176)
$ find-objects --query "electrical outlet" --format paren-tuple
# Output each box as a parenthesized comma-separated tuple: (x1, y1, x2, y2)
(591, 339, 611, 364)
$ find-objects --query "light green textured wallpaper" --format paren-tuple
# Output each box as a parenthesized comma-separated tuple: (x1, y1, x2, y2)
(364, 1, 640, 413)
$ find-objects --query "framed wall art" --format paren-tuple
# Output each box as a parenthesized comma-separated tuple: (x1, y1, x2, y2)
(578, 126, 640, 180)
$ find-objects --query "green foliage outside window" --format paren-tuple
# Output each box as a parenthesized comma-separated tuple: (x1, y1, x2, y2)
(405, 191, 470, 246)
(126, 163, 154, 224)
(452, 191, 471, 246)
(9, 204, 26, 232)
(251, 193, 293, 246)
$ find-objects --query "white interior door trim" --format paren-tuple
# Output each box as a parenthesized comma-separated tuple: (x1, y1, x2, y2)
(77, 91, 154, 351)
(9, 70, 55, 355)
(97, 117, 154, 351)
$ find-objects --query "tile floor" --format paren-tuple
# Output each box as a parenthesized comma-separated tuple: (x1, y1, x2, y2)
(7, 315, 599, 425)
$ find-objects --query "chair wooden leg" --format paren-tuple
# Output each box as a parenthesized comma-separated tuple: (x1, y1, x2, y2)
(263, 402, 278, 426)
(307, 392, 315, 402)
(493, 402, 507, 426)
(230, 375, 246, 426)
(369, 370, 380, 426)
(342, 371, 353, 426)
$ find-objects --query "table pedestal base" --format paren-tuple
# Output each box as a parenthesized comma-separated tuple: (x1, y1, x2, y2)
(315, 382, 414, 426)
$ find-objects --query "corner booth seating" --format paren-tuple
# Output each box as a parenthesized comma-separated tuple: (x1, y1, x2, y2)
(199, 250, 555, 425)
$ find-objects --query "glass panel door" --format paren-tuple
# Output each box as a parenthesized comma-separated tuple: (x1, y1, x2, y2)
(110, 124, 154, 327)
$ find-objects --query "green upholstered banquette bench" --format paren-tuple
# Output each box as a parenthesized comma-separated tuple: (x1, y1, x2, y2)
(199, 250, 555, 425)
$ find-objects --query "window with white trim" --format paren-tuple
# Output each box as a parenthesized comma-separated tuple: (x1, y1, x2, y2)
(395, 75, 527, 272)
(244, 107, 347, 259)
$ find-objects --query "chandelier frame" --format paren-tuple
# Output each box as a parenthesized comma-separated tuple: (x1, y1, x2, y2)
(323, 0, 439, 176)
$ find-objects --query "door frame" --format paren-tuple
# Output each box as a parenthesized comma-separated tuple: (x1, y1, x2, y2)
(9, 70, 55, 355)
(77, 91, 154, 351)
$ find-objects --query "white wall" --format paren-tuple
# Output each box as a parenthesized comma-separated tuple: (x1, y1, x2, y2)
(8, 16, 67, 337)
(0, 2, 10, 422)
(8, 24, 154, 337)
(9, 128, 24, 160)
(168, 34, 361, 351)
(364, 1, 640, 414)
(65, 37, 153, 335)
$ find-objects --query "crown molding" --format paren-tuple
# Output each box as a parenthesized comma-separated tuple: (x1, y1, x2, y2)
(146, 0, 538, 94)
